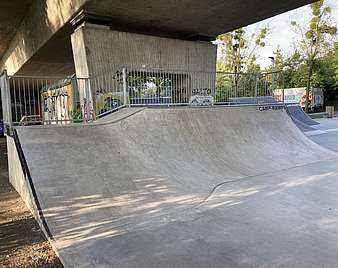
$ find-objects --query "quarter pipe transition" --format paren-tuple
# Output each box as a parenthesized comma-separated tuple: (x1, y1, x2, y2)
(7, 105, 338, 267)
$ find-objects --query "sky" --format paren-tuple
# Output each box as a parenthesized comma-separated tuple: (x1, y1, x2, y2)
(240, 0, 338, 68)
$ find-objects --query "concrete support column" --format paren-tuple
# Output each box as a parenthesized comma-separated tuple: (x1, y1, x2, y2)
(70, 23, 217, 107)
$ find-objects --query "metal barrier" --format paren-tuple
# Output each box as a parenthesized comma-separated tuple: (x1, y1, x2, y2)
(90, 70, 126, 118)
(5, 75, 83, 126)
(0, 67, 284, 133)
(215, 71, 284, 104)
(125, 68, 284, 106)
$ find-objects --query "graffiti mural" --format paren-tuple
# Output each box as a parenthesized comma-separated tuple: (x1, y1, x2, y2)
(95, 89, 123, 116)
(41, 83, 74, 124)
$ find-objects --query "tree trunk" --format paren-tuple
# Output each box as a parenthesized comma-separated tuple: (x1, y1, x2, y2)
(305, 61, 313, 113)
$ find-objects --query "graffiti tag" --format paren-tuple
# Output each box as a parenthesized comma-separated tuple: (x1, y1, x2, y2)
(192, 88, 212, 96)
(258, 105, 285, 112)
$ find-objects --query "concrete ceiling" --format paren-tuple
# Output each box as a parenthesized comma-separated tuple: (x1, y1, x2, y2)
(11, 0, 316, 76)
(17, 25, 75, 77)
(0, 0, 34, 61)
(84, 0, 316, 39)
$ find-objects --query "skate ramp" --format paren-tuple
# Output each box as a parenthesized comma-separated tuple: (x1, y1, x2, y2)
(12, 106, 338, 267)
(289, 116, 317, 132)
(286, 104, 319, 126)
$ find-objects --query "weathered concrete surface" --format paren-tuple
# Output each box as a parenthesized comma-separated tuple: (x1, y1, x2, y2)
(0, 1, 33, 61)
(0, 0, 87, 75)
(71, 24, 217, 77)
(12, 106, 338, 268)
(84, 0, 315, 39)
(307, 117, 338, 152)
(1, 0, 315, 75)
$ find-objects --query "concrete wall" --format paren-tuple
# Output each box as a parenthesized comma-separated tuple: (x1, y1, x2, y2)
(71, 23, 217, 76)
(71, 24, 217, 104)
(7, 136, 36, 216)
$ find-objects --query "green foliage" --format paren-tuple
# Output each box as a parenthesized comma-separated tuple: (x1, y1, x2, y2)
(282, 44, 338, 92)
(290, 0, 337, 111)
(215, 0, 337, 105)
(127, 72, 172, 98)
(71, 109, 83, 123)
(217, 26, 269, 73)
(312, 44, 338, 89)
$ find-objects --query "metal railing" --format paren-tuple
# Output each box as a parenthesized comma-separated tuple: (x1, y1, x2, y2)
(125, 68, 283, 106)
(1, 67, 284, 132)
(0, 72, 126, 128)
(215, 71, 284, 104)
(4, 75, 83, 126)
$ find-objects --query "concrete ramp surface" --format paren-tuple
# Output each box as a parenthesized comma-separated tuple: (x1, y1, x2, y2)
(11, 106, 338, 268)
(286, 104, 319, 126)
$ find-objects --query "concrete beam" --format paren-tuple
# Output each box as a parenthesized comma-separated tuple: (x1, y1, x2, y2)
(0, 0, 88, 75)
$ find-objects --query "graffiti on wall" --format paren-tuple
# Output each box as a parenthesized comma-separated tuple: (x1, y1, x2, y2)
(189, 88, 214, 106)
(41, 83, 74, 123)
(95, 89, 123, 116)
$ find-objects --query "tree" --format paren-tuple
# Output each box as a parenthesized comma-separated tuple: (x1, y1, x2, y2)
(216, 27, 269, 98)
(273, 47, 284, 73)
(282, 50, 308, 88)
(291, 0, 337, 112)
(312, 44, 338, 90)
(217, 27, 269, 73)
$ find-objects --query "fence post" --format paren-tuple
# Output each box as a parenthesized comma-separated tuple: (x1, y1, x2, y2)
(281, 71, 285, 103)
(85, 78, 95, 122)
(0, 70, 12, 134)
(122, 68, 128, 107)
(255, 74, 259, 103)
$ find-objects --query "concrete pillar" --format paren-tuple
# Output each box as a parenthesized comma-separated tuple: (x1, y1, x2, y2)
(70, 23, 217, 107)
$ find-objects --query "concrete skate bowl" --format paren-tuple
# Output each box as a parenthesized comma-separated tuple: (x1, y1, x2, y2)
(9, 105, 338, 268)
(286, 104, 319, 131)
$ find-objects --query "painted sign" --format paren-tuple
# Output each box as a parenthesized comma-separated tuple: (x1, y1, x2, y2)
(274, 87, 323, 109)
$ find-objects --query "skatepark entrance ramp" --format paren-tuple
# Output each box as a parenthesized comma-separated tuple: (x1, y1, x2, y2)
(7, 105, 338, 267)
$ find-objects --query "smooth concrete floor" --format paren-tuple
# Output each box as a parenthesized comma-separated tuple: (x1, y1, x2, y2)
(14, 107, 338, 268)
(307, 117, 338, 152)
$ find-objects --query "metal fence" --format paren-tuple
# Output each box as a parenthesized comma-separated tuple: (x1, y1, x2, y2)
(4, 75, 83, 126)
(215, 71, 284, 104)
(0, 72, 126, 128)
(1, 68, 284, 132)
(125, 68, 283, 106)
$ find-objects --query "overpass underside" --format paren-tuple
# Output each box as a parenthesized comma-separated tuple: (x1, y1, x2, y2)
(0, 0, 315, 77)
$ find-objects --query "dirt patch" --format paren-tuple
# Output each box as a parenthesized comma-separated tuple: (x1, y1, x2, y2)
(0, 137, 63, 268)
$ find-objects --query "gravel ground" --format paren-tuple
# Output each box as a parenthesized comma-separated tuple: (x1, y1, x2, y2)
(0, 137, 63, 268)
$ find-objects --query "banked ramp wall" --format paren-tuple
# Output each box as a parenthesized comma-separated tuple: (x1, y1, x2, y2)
(9, 105, 337, 267)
